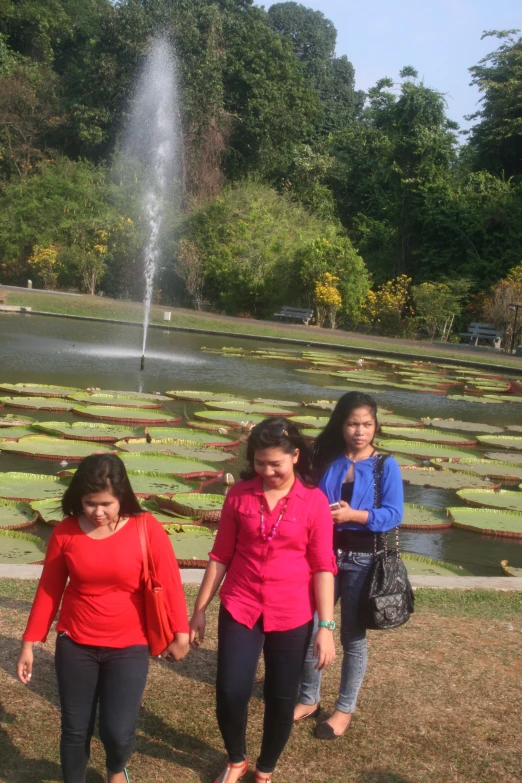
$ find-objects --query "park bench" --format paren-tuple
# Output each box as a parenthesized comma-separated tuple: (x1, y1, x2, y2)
(459, 322, 502, 349)
(273, 306, 314, 325)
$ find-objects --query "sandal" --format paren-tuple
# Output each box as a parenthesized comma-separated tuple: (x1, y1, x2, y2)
(254, 771, 273, 783)
(214, 758, 249, 783)
(314, 714, 352, 740)
(293, 702, 320, 722)
(106, 769, 130, 782)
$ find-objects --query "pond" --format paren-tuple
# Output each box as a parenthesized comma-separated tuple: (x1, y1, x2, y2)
(1, 312, 522, 576)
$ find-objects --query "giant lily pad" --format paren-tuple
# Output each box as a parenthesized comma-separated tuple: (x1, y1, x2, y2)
(194, 410, 265, 427)
(431, 458, 522, 482)
(168, 529, 215, 566)
(0, 435, 117, 461)
(0, 396, 75, 410)
(125, 471, 198, 498)
(73, 406, 180, 425)
(421, 418, 504, 434)
(0, 427, 37, 441)
(251, 398, 300, 408)
(145, 427, 239, 448)
(30, 498, 64, 526)
(446, 395, 503, 404)
(303, 400, 336, 411)
(401, 468, 497, 490)
(0, 414, 35, 427)
(447, 507, 522, 538)
(291, 415, 329, 429)
(456, 488, 522, 512)
(166, 390, 240, 402)
(379, 440, 478, 461)
(139, 499, 198, 526)
(402, 552, 471, 576)
(33, 421, 137, 442)
(380, 427, 477, 446)
(500, 560, 522, 577)
(159, 493, 225, 522)
(0, 530, 46, 563)
(477, 435, 522, 450)
(119, 452, 223, 478)
(0, 499, 38, 529)
(484, 394, 522, 403)
(67, 393, 164, 409)
(402, 504, 452, 530)
(0, 383, 81, 397)
(116, 439, 232, 462)
(204, 400, 297, 416)
(378, 414, 422, 427)
(0, 472, 69, 501)
(394, 455, 422, 467)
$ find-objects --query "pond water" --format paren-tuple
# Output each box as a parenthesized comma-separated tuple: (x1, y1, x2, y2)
(1, 312, 522, 575)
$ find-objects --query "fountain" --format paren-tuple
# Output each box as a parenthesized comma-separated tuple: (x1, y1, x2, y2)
(121, 37, 180, 370)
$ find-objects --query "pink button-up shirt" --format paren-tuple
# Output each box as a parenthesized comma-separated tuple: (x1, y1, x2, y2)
(210, 475, 337, 631)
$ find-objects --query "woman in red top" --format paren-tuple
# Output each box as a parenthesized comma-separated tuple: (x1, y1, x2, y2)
(17, 454, 189, 783)
(189, 418, 336, 783)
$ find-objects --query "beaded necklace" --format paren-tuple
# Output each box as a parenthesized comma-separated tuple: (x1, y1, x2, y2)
(259, 497, 289, 541)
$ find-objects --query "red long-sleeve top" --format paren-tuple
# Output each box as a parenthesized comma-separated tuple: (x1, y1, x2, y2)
(210, 476, 337, 631)
(23, 512, 189, 648)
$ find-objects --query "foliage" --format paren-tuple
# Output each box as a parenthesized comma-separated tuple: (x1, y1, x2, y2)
(314, 272, 342, 328)
(28, 245, 59, 290)
(361, 274, 413, 336)
(480, 264, 522, 345)
(412, 278, 472, 339)
(176, 239, 205, 309)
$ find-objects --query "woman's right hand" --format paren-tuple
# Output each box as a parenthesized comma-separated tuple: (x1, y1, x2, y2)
(17, 641, 34, 685)
(189, 608, 206, 650)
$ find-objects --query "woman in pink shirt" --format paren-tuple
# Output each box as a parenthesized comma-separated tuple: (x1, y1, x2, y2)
(189, 418, 336, 783)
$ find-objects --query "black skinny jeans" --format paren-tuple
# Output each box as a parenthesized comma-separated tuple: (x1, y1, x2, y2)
(55, 634, 149, 783)
(216, 605, 312, 773)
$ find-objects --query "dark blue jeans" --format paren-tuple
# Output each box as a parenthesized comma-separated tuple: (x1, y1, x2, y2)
(55, 634, 149, 783)
(216, 605, 312, 773)
(298, 551, 374, 713)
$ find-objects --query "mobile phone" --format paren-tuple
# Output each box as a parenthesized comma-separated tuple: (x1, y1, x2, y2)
(329, 502, 341, 510)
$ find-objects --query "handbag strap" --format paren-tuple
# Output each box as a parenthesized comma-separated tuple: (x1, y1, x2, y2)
(372, 454, 399, 556)
(137, 515, 157, 581)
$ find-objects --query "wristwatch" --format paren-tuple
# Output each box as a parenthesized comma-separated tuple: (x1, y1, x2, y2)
(318, 620, 336, 631)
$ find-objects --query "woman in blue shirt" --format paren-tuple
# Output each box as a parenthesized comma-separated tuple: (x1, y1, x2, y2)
(294, 391, 403, 739)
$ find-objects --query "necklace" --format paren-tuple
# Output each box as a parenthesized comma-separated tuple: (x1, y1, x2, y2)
(259, 498, 289, 541)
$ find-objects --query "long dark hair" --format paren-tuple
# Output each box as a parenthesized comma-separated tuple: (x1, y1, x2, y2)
(241, 417, 315, 486)
(62, 454, 142, 517)
(312, 391, 378, 479)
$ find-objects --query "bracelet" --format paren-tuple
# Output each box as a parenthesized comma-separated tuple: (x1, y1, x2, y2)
(318, 620, 336, 631)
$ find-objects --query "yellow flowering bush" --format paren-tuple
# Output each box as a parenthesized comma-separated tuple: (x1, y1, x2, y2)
(28, 244, 59, 290)
(361, 274, 413, 335)
(314, 272, 342, 328)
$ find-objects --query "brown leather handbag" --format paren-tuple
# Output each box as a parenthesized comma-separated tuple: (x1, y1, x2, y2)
(137, 516, 174, 656)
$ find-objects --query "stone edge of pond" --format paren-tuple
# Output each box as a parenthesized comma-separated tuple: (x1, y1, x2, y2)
(10, 308, 522, 377)
(1, 565, 522, 590)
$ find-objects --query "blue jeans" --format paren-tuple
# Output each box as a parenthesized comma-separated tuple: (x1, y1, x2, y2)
(298, 551, 374, 714)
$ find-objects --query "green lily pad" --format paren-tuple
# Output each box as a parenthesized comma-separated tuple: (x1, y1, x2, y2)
(116, 439, 232, 462)
(159, 493, 225, 522)
(204, 401, 297, 416)
(0, 427, 37, 441)
(145, 427, 239, 448)
(303, 400, 336, 411)
(394, 455, 421, 467)
(251, 398, 300, 408)
(380, 428, 477, 446)
(446, 395, 503, 404)
(0, 383, 81, 397)
(485, 451, 522, 464)
(456, 488, 522, 512)
(402, 503, 452, 529)
(291, 416, 329, 429)
(165, 390, 241, 402)
(501, 560, 522, 577)
(0, 396, 75, 410)
(125, 471, 198, 498)
(0, 499, 38, 529)
(431, 458, 522, 482)
(0, 472, 69, 501)
(194, 410, 265, 427)
(0, 435, 117, 461)
(67, 393, 164, 409)
(74, 406, 180, 424)
(477, 435, 522, 450)
(401, 468, 496, 490)
(138, 500, 197, 526)
(379, 440, 478, 461)
(30, 498, 64, 525)
(168, 531, 214, 564)
(33, 421, 137, 442)
(402, 552, 471, 576)
(421, 418, 504, 434)
(447, 507, 522, 538)
(119, 452, 222, 477)
(0, 414, 35, 426)
(378, 415, 422, 427)
(0, 529, 46, 563)
(483, 394, 522, 403)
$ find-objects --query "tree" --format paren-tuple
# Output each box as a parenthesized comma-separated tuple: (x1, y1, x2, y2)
(411, 278, 472, 339)
(28, 244, 59, 289)
(480, 264, 522, 345)
(360, 275, 413, 336)
(314, 272, 342, 328)
(176, 239, 205, 309)
(466, 30, 522, 177)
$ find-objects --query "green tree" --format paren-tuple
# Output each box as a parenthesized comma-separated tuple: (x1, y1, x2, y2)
(412, 278, 472, 339)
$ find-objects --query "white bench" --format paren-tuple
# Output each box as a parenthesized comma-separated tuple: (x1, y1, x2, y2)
(273, 306, 314, 325)
(459, 322, 501, 349)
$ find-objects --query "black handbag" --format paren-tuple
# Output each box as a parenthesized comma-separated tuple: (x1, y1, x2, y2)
(362, 455, 415, 630)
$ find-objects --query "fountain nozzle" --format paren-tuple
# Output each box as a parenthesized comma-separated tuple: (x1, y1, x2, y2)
(140, 355, 145, 370)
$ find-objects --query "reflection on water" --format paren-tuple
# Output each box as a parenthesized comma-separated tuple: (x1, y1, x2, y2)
(2, 313, 522, 575)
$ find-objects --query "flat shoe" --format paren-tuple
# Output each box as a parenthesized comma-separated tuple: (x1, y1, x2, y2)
(293, 703, 320, 722)
(214, 757, 249, 783)
(314, 716, 351, 740)
(106, 769, 129, 782)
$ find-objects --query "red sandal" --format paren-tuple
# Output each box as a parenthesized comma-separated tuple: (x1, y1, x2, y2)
(213, 758, 249, 783)
(254, 771, 273, 783)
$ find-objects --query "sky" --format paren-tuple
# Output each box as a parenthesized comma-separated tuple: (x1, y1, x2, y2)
(261, 0, 520, 131)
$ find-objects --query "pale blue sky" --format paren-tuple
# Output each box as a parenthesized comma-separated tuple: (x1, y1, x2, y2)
(261, 0, 520, 130)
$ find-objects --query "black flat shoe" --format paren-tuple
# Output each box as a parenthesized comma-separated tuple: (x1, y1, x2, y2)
(314, 716, 351, 739)
(294, 703, 320, 722)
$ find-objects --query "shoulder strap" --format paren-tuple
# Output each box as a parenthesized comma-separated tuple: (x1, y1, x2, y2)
(137, 515, 150, 581)
(372, 454, 390, 509)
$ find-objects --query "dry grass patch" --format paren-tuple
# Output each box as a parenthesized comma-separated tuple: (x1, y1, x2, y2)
(0, 582, 520, 783)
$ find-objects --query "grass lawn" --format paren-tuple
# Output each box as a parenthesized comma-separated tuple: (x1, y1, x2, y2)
(5, 288, 522, 371)
(0, 581, 521, 783)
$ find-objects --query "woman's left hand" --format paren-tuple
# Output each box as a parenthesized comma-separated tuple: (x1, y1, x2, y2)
(313, 627, 336, 670)
(161, 633, 190, 662)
